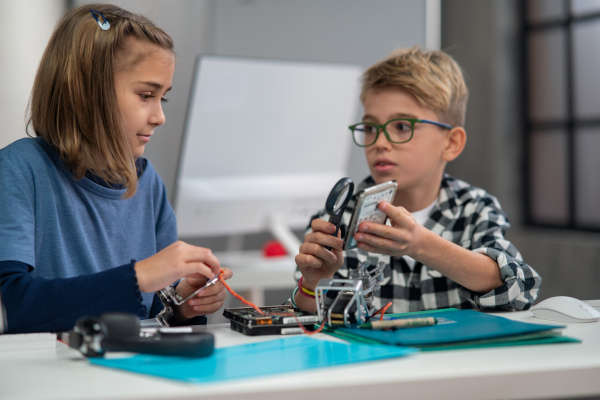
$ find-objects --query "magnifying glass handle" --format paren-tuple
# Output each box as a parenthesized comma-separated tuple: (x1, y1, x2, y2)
(328, 213, 342, 238)
(325, 212, 343, 251)
(323, 177, 353, 252)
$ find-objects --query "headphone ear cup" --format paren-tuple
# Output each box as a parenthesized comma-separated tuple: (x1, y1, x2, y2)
(98, 312, 140, 340)
(75, 316, 108, 338)
(70, 316, 108, 357)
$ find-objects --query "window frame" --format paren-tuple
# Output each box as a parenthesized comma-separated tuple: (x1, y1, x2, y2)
(522, 0, 600, 232)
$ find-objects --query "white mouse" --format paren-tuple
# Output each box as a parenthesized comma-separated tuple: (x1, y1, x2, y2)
(531, 296, 600, 323)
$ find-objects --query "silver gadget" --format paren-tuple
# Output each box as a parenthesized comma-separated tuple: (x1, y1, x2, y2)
(155, 276, 219, 327)
(344, 180, 398, 250)
(315, 260, 388, 327)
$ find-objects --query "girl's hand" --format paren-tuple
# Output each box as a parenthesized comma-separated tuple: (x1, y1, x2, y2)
(294, 218, 345, 291)
(176, 268, 233, 318)
(134, 241, 221, 293)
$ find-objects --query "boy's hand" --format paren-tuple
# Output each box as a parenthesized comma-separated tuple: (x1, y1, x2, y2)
(294, 218, 345, 291)
(176, 268, 233, 318)
(353, 201, 424, 258)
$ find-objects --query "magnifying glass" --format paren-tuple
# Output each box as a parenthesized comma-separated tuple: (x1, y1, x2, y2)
(324, 177, 354, 249)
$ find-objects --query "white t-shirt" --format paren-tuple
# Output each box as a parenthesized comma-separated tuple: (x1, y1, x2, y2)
(411, 199, 436, 226)
(384, 199, 436, 227)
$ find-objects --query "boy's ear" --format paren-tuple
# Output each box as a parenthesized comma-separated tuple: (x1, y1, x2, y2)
(442, 126, 466, 162)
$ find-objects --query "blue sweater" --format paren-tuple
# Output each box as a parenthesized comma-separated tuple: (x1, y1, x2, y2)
(0, 137, 179, 333)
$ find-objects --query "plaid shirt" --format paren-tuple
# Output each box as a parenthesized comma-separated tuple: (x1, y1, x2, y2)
(295, 174, 541, 312)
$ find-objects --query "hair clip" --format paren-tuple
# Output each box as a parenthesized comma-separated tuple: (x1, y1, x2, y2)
(90, 9, 110, 30)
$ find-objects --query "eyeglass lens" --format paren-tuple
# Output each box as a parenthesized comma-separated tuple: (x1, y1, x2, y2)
(352, 120, 413, 146)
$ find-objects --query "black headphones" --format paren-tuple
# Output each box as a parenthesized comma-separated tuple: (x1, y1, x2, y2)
(68, 312, 214, 358)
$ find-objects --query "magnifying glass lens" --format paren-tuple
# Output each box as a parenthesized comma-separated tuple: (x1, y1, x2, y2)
(333, 186, 351, 212)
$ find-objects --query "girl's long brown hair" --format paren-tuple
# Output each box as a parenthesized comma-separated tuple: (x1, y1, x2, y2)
(28, 3, 174, 198)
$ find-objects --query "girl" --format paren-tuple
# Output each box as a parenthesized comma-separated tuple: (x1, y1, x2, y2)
(0, 4, 232, 333)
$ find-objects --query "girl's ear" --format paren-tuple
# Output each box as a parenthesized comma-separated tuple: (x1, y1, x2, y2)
(442, 126, 466, 162)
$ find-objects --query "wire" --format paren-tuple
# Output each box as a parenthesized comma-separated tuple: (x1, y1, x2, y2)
(218, 269, 327, 334)
(372, 301, 393, 321)
(218, 269, 265, 315)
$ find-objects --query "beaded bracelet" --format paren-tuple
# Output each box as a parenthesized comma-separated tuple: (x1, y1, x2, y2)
(298, 277, 316, 298)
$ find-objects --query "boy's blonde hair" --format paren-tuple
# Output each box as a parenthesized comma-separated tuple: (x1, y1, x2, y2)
(360, 46, 469, 127)
(28, 3, 174, 198)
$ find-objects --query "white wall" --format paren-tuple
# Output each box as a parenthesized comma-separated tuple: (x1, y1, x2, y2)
(66, 0, 428, 200)
(209, 0, 429, 187)
(0, 0, 63, 149)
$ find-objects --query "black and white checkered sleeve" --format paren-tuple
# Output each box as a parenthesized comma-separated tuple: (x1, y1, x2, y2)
(459, 195, 542, 311)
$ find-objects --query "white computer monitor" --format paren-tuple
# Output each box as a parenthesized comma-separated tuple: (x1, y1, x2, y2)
(173, 55, 362, 254)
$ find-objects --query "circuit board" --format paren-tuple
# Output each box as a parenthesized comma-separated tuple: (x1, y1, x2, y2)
(223, 305, 320, 336)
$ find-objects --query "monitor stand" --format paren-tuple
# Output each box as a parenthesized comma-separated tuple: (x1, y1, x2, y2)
(266, 212, 301, 257)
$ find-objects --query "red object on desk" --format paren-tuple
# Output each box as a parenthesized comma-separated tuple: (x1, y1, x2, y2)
(262, 240, 287, 257)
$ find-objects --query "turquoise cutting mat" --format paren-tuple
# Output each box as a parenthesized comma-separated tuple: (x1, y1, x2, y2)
(90, 336, 416, 383)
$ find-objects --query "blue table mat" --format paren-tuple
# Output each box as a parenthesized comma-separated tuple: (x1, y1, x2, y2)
(90, 336, 416, 384)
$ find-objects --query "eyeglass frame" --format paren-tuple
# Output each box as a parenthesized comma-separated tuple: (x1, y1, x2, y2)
(349, 118, 454, 147)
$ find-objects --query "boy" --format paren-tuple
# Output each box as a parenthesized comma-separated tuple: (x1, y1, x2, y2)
(292, 46, 541, 313)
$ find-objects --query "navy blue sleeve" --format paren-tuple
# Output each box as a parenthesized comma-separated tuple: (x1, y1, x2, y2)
(0, 260, 147, 333)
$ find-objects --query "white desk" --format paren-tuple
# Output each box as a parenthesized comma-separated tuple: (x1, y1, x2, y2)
(1, 311, 599, 400)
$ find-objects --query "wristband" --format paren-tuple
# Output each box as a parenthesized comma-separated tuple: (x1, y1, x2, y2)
(298, 277, 316, 298)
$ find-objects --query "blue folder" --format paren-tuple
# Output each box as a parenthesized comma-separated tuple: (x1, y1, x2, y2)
(332, 309, 577, 350)
(90, 336, 416, 384)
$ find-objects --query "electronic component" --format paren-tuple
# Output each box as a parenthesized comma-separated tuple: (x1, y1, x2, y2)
(223, 261, 388, 335)
(316, 279, 368, 327)
(223, 305, 320, 336)
(344, 180, 397, 250)
(156, 276, 219, 327)
(316, 260, 388, 328)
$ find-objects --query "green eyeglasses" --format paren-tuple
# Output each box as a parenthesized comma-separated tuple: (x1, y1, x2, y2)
(349, 118, 454, 147)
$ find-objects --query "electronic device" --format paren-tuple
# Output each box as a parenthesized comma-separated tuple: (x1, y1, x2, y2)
(223, 305, 320, 336)
(156, 276, 219, 327)
(315, 260, 388, 327)
(68, 312, 214, 358)
(531, 296, 600, 323)
(173, 55, 362, 255)
(344, 180, 398, 250)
